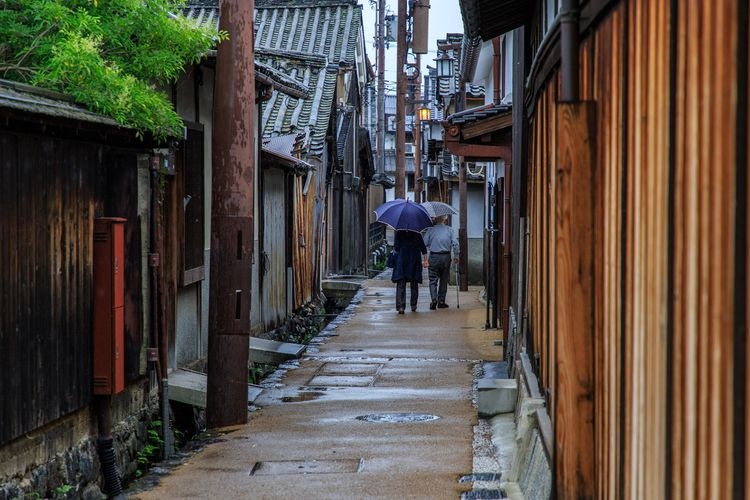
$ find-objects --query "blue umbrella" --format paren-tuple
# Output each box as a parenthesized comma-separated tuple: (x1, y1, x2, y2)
(374, 199, 433, 232)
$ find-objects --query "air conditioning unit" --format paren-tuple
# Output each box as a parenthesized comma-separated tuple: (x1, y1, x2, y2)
(404, 143, 415, 155)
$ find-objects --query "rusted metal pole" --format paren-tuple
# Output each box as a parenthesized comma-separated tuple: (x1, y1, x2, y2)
(206, 0, 255, 428)
(395, 0, 407, 198)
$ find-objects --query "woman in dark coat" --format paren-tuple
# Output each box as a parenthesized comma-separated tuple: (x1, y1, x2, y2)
(391, 229, 428, 314)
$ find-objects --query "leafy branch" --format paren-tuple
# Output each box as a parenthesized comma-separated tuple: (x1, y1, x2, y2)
(0, 0, 227, 140)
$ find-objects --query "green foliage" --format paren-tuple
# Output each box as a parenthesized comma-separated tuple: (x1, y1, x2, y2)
(53, 484, 73, 498)
(0, 0, 227, 139)
(134, 419, 165, 478)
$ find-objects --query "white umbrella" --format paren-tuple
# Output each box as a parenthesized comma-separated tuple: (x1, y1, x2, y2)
(420, 201, 458, 218)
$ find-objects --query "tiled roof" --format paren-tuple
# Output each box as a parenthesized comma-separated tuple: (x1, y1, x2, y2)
(466, 83, 486, 99)
(257, 51, 337, 157)
(255, 60, 311, 99)
(336, 108, 353, 164)
(445, 102, 511, 125)
(184, 1, 362, 67)
(184, 1, 363, 159)
(255, 3, 362, 65)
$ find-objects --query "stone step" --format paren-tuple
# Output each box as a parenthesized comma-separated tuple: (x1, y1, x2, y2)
(168, 368, 263, 408)
(249, 337, 306, 364)
(477, 378, 518, 417)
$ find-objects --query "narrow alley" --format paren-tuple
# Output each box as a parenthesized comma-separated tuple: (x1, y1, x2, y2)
(130, 274, 505, 499)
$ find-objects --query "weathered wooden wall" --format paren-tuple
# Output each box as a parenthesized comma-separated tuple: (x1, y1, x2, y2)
(525, 0, 747, 496)
(0, 130, 142, 445)
(292, 174, 315, 308)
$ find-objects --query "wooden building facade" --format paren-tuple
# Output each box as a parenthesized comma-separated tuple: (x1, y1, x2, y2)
(0, 79, 154, 456)
(462, 0, 748, 497)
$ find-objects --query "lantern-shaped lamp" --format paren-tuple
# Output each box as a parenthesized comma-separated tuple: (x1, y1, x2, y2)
(435, 52, 454, 78)
(418, 106, 431, 122)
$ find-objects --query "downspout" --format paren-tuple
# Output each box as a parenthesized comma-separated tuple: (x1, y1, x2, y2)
(95, 396, 124, 498)
(560, 0, 580, 102)
(149, 155, 173, 459)
(492, 38, 501, 104)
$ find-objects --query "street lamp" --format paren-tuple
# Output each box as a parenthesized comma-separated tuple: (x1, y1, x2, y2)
(417, 107, 431, 201)
(434, 51, 455, 79)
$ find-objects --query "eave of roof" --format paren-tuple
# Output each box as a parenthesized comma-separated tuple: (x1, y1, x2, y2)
(445, 102, 511, 125)
(255, 60, 311, 99)
(459, 0, 531, 41)
(0, 79, 122, 128)
(261, 146, 313, 174)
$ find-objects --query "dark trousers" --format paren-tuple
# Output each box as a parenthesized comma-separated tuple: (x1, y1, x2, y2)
(428, 253, 452, 303)
(395, 279, 419, 310)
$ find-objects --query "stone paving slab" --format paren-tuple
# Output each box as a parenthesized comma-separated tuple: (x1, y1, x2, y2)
(131, 277, 502, 500)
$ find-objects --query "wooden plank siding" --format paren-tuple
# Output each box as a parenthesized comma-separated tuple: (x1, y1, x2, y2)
(523, 0, 747, 496)
(0, 131, 138, 444)
(671, 1, 738, 498)
(553, 101, 596, 499)
(292, 174, 315, 308)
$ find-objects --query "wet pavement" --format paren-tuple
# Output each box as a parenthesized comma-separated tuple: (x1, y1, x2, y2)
(131, 272, 503, 499)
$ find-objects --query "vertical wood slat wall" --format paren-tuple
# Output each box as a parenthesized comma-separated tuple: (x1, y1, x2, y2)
(0, 134, 100, 445)
(524, 0, 747, 496)
(292, 175, 315, 308)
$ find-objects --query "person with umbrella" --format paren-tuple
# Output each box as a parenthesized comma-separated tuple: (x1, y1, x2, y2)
(391, 229, 428, 314)
(373, 199, 432, 314)
(422, 215, 459, 309)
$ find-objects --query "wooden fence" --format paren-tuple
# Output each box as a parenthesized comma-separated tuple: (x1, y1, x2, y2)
(524, 0, 748, 496)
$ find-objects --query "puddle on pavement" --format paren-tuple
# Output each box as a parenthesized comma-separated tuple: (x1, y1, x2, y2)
(355, 413, 440, 423)
(308, 374, 375, 387)
(281, 391, 325, 403)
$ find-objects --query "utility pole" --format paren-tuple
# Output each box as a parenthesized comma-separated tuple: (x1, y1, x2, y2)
(395, 0, 407, 198)
(413, 53, 422, 200)
(376, 0, 385, 175)
(207, 0, 255, 427)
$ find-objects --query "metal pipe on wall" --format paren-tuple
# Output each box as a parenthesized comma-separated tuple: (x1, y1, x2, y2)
(560, 0, 580, 102)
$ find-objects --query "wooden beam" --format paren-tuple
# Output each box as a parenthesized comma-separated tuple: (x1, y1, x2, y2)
(443, 140, 512, 161)
(461, 111, 513, 140)
(554, 101, 596, 499)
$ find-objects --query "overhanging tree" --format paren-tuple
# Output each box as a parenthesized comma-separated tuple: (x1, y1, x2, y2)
(0, 0, 225, 139)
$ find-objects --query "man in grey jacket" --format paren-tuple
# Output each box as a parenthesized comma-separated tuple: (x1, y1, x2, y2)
(422, 216, 459, 309)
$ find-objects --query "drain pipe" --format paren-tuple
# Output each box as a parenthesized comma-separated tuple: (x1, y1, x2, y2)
(95, 396, 124, 498)
(560, 0, 580, 102)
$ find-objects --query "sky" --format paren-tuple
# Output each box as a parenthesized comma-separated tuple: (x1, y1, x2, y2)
(360, 0, 464, 94)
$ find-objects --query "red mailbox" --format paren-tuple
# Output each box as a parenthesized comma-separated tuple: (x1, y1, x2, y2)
(93, 217, 126, 395)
